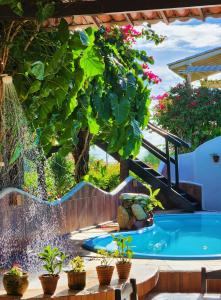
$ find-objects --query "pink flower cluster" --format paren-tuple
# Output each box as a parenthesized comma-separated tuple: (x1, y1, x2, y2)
(121, 25, 142, 43)
(142, 63, 161, 84)
(154, 93, 169, 101)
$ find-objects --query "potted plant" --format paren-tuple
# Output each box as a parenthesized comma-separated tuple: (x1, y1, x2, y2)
(113, 235, 133, 280)
(96, 249, 115, 286)
(66, 256, 86, 290)
(38, 245, 67, 295)
(3, 264, 29, 296)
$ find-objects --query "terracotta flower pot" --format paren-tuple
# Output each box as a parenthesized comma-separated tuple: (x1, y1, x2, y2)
(116, 262, 132, 280)
(3, 272, 29, 296)
(96, 266, 114, 286)
(67, 271, 86, 290)
(39, 274, 59, 295)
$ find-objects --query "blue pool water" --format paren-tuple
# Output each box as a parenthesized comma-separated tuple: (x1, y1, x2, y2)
(83, 213, 221, 259)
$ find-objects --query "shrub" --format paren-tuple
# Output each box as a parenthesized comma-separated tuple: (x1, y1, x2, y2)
(154, 83, 221, 151)
(84, 160, 120, 191)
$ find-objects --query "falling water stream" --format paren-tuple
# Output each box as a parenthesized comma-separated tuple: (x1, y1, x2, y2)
(0, 76, 67, 271)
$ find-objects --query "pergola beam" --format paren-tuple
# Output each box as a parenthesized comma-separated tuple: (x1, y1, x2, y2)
(0, 0, 220, 20)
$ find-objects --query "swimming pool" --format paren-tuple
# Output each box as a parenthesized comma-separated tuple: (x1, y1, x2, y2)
(83, 213, 221, 259)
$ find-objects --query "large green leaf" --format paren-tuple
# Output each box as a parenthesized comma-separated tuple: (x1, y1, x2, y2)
(37, 3, 55, 22)
(31, 61, 45, 80)
(28, 80, 41, 94)
(80, 47, 105, 77)
(65, 69, 85, 118)
(9, 143, 23, 165)
(45, 44, 68, 77)
(110, 94, 130, 125)
(57, 19, 69, 43)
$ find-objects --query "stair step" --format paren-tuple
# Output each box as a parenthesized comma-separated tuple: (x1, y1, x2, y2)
(156, 175, 165, 179)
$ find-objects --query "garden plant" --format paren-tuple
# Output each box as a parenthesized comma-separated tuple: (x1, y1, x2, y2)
(113, 235, 133, 280)
(154, 83, 221, 151)
(66, 256, 86, 290)
(38, 245, 67, 295)
(3, 264, 29, 296)
(0, 0, 164, 197)
(96, 249, 115, 285)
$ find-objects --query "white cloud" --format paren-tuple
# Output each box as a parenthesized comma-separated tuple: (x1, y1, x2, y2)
(134, 20, 221, 95)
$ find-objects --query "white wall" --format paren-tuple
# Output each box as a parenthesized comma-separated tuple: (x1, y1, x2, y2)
(159, 136, 221, 211)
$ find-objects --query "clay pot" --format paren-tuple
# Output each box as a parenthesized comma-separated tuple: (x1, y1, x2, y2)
(96, 266, 114, 285)
(3, 272, 29, 296)
(39, 274, 59, 295)
(67, 271, 86, 290)
(116, 262, 132, 280)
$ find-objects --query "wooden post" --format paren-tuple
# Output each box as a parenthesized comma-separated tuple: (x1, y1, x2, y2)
(120, 159, 129, 181)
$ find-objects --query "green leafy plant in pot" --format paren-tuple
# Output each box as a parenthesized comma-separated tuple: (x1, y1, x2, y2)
(113, 235, 133, 280)
(38, 245, 67, 295)
(96, 249, 115, 285)
(3, 264, 29, 296)
(66, 256, 86, 290)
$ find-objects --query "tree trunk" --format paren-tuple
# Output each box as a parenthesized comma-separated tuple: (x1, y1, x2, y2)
(72, 129, 91, 183)
(120, 159, 129, 181)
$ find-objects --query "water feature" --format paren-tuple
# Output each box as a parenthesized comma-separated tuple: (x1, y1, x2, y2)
(0, 76, 67, 271)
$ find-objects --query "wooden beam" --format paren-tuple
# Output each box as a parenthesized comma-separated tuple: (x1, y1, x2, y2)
(0, 0, 220, 19)
(54, 0, 221, 17)
(124, 13, 134, 25)
(91, 16, 100, 28)
(198, 7, 205, 20)
(68, 12, 221, 30)
(159, 11, 169, 24)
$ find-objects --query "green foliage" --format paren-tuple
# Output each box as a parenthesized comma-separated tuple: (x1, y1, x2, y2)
(112, 235, 133, 264)
(0, 1, 55, 20)
(97, 250, 114, 267)
(154, 84, 221, 151)
(143, 152, 160, 170)
(69, 256, 85, 273)
(49, 153, 75, 198)
(144, 185, 164, 212)
(7, 265, 23, 277)
(5, 22, 162, 164)
(38, 245, 67, 275)
(84, 160, 120, 192)
(23, 159, 120, 200)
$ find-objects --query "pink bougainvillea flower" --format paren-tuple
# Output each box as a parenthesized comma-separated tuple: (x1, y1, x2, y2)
(141, 63, 161, 84)
(121, 24, 142, 43)
(159, 103, 166, 110)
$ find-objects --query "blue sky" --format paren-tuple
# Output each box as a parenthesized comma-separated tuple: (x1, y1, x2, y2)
(135, 17, 221, 96)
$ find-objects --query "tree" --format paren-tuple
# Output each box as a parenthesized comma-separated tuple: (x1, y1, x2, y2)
(1, 0, 164, 189)
(154, 83, 221, 151)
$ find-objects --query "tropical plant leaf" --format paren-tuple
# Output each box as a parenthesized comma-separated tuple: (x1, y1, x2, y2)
(110, 94, 130, 125)
(28, 80, 41, 94)
(80, 47, 105, 77)
(31, 61, 45, 80)
(9, 143, 23, 165)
